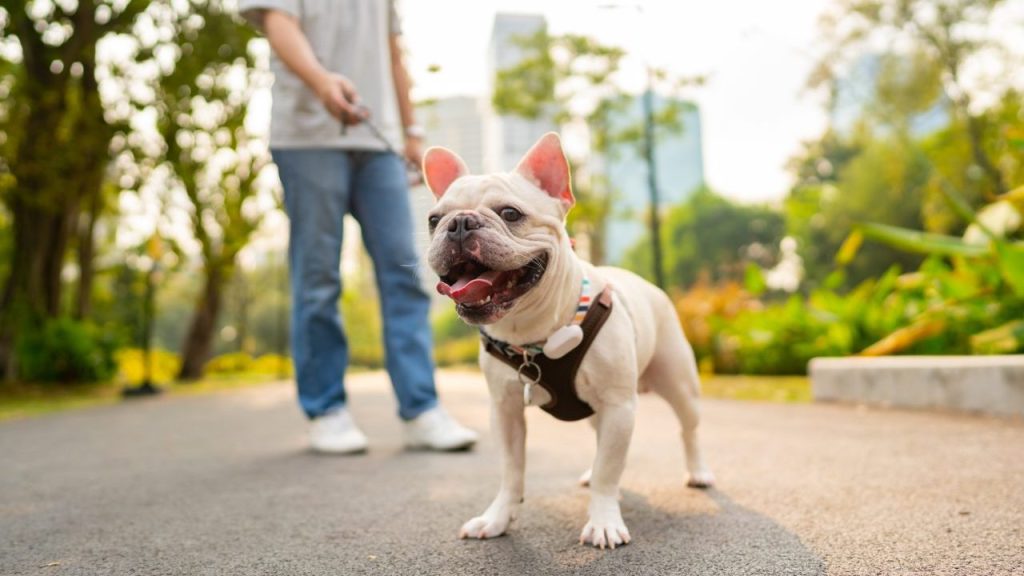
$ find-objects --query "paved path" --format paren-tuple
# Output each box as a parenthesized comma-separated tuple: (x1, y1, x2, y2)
(2, 370, 1022, 575)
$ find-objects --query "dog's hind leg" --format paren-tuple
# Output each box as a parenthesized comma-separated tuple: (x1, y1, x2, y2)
(643, 324, 715, 489)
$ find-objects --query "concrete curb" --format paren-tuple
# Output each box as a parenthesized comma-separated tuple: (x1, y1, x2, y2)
(810, 355, 1024, 417)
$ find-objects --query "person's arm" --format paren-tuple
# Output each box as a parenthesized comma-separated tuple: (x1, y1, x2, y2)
(389, 32, 424, 168)
(262, 9, 363, 124)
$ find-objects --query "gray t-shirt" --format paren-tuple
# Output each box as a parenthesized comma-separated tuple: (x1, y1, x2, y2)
(239, 0, 402, 150)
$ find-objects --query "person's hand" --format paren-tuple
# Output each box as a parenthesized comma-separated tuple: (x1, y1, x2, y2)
(313, 72, 364, 125)
(404, 136, 424, 185)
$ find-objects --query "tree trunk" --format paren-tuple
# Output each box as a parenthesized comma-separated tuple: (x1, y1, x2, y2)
(42, 203, 79, 317)
(75, 191, 101, 320)
(234, 272, 250, 353)
(0, 197, 61, 380)
(177, 264, 229, 381)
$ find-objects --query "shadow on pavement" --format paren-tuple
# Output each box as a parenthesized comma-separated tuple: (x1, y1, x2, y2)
(433, 487, 826, 576)
(0, 383, 826, 576)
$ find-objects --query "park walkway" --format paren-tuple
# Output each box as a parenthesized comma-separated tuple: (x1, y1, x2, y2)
(1, 370, 1022, 575)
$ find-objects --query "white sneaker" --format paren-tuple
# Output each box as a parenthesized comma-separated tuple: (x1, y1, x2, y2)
(403, 406, 479, 451)
(309, 407, 369, 454)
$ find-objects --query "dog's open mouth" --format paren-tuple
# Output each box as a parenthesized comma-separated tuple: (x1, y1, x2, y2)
(436, 253, 548, 314)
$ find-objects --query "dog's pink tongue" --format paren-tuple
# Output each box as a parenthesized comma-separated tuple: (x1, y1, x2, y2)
(437, 270, 505, 304)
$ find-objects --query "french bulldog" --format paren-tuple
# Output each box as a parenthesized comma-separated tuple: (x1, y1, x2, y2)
(422, 132, 714, 549)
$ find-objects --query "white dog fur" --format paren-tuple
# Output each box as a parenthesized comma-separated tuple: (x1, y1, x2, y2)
(423, 132, 714, 549)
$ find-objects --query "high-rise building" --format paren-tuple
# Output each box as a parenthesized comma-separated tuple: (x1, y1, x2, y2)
(419, 96, 485, 173)
(483, 13, 556, 173)
(603, 94, 705, 265)
(407, 13, 557, 306)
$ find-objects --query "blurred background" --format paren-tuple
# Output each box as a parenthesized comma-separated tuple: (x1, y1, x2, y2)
(0, 0, 1022, 404)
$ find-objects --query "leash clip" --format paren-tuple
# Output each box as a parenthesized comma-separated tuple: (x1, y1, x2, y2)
(517, 351, 542, 406)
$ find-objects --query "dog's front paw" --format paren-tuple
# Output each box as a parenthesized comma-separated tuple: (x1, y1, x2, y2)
(579, 517, 631, 549)
(581, 494, 626, 545)
(459, 514, 511, 540)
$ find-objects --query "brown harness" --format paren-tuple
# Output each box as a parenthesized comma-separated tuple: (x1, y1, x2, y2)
(481, 287, 614, 422)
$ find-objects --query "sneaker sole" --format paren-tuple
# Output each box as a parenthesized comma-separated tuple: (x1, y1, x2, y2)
(310, 443, 369, 455)
(404, 439, 476, 452)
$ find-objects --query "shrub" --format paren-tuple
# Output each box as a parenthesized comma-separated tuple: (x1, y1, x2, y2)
(116, 348, 181, 384)
(341, 288, 383, 369)
(16, 318, 119, 383)
(434, 336, 480, 367)
(672, 278, 761, 368)
(250, 354, 294, 376)
(205, 352, 254, 374)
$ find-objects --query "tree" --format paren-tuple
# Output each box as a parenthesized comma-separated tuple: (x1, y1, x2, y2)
(789, 0, 1022, 289)
(137, 1, 269, 380)
(0, 0, 149, 378)
(785, 130, 861, 287)
(814, 0, 1014, 196)
(624, 188, 786, 289)
(491, 29, 700, 266)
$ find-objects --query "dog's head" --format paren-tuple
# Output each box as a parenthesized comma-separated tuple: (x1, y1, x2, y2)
(424, 132, 574, 325)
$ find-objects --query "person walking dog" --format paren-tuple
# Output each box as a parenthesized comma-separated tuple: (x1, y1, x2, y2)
(239, 0, 477, 453)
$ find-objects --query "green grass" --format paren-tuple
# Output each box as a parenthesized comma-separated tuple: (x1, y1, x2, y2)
(0, 381, 124, 421)
(0, 373, 286, 422)
(700, 375, 811, 403)
(0, 370, 812, 423)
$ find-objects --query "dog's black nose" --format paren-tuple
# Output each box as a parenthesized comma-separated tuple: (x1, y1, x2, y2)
(447, 213, 482, 243)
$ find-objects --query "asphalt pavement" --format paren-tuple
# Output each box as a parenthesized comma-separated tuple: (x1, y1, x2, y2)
(1, 369, 1022, 575)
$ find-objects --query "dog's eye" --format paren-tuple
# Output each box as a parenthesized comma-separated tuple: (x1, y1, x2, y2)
(500, 207, 522, 223)
(428, 214, 441, 231)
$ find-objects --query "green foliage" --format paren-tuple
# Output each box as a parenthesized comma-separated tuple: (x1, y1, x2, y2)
(341, 286, 383, 369)
(625, 188, 785, 288)
(700, 375, 811, 404)
(0, 1, 150, 376)
(139, 2, 267, 279)
(714, 295, 849, 375)
(791, 133, 932, 288)
(431, 307, 478, 367)
(222, 263, 290, 357)
(0, 206, 10, 286)
(205, 352, 253, 374)
(434, 337, 479, 368)
(146, 351, 292, 377)
(850, 185, 1024, 354)
(432, 306, 476, 341)
(856, 222, 987, 257)
(16, 318, 119, 384)
(249, 354, 293, 376)
(791, 0, 1021, 289)
(701, 185, 1024, 375)
(117, 348, 181, 384)
(491, 28, 699, 265)
(206, 352, 289, 376)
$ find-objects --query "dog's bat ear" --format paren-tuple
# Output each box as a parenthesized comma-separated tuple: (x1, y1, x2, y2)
(423, 147, 469, 200)
(515, 132, 574, 210)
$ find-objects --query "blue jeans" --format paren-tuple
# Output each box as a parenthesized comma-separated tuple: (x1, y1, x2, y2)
(272, 148, 438, 420)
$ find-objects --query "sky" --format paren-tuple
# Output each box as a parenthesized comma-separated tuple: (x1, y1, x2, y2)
(398, 0, 835, 204)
